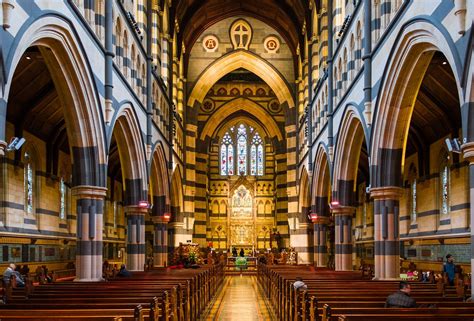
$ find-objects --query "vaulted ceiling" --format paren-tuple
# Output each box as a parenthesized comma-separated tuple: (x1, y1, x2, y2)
(174, 0, 309, 59)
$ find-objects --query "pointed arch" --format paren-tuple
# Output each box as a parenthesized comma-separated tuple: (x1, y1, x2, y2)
(332, 106, 368, 205)
(188, 50, 295, 108)
(311, 144, 331, 215)
(200, 98, 283, 141)
(4, 16, 107, 187)
(299, 167, 311, 222)
(371, 19, 463, 188)
(170, 165, 184, 222)
(109, 103, 148, 204)
(149, 143, 170, 215)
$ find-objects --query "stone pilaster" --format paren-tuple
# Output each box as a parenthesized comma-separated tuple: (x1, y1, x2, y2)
(370, 186, 403, 280)
(125, 206, 148, 271)
(72, 185, 107, 282)
(462, 142, 474, 292)
(332, 206, 354, 271)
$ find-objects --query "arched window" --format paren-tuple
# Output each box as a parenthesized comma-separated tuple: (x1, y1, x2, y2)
(220, 131, 234, 175)
(24, 152, 34, 215)
(440, 163, 450, 215)
(411, 179, 417, 222)
(237, 124, 247, 175)
(59, 178, 67, 220)
(220, 123, 265, 176)
(250, 132, 264, 175)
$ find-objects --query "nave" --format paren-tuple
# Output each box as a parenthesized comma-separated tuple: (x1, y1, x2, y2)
(204, 276, 273, 321)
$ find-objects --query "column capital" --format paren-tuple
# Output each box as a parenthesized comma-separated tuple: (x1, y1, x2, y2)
(370, 186, 403, 200)
(124, 206, 149, 215)
(71, 185, 107, 199)
(462, 142, 474, 163)
(331, 205, 355, 216)
(0, 140, 7, 156)
(312, 216, 331, 225)
(151, 216, 170, 224)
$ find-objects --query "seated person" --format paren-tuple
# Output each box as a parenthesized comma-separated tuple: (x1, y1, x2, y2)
(293, 276, 308, 292)
(385, 281, 416, 308)
(3, 264, 25, 287)
(117, 264, 131, 277)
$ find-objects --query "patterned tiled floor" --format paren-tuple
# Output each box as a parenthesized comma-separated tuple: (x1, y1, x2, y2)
(205, 275, 274, 320)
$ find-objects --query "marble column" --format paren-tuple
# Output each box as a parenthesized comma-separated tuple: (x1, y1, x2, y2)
(72, 185, 107, 281)
(153, 216, 169, 267)
(125, 206, 147, 271)
(371, 186, 403, 280)
(332, 206, 354, 271)
(313, 216, 330, 267)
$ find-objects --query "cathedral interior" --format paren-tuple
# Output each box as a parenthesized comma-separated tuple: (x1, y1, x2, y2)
(1, 0, 474, 320)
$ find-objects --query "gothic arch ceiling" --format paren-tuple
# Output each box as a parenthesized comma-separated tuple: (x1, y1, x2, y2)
(174, 0, 309, 68)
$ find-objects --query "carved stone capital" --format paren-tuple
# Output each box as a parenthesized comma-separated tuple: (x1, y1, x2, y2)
(462, 142, 474, 163)
(370, 186, 403, 200)
(71, 185, 107, 199)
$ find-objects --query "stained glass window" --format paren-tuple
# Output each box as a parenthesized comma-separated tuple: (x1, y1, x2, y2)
(411, 179, 417, 222)
(227, 145, 234, 175)
(238, 134, 247, 175)
(441, 166, 449, 215)
(220, 132, 234, 175)
(250, 132, 263, 176)
(60, 178, 66, 220)
(113, 201, 118, 228)
(24, 152, 33, 215)
(220, 124, 264, 176)
(250, 145, 257, 175)
(220, 144, 227, 175)
(257, 144, 263, 176)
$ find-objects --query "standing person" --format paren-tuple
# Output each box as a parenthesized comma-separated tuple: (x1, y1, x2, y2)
(443, 254, 456, 286)
(239, 248, 244, 257)
(232, 247, 238, 257)
(385, 281, 417, 308)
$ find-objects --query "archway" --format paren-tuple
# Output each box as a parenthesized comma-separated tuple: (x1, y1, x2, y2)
(149, 144, 170, 266)
(108, 104, 148, 271)
(169, 166, 186, 247)
(371, 22, 463, 279)
(187, 50, 295, 108)
(295, 167, 312, 264)
(332, 107, 369, 271)
(311, 145, 332, 267)
(3, 19, 106, 281)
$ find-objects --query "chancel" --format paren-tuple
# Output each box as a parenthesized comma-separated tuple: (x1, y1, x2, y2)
(0, 0, 474, 320)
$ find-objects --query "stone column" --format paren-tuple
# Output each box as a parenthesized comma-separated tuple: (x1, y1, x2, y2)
(125, 206, 147, 271)
(332, 206, 354, 271)
(461, 142, 474, 292)
(312, 216, 330, 267)
(152, 216, 169, 267)
(72, 185, 107, 281)
(371, 186, 403, 280)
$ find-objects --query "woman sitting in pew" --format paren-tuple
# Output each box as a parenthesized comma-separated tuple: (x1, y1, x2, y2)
(384, 281, 416, 308)
(117, 264, 131, 277)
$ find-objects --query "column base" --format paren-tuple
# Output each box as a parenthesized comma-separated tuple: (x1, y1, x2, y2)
(74, 277, 104, 282)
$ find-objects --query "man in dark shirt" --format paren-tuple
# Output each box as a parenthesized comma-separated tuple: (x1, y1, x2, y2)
(443, 254, 455, 286)
(385, 281, 417, 308)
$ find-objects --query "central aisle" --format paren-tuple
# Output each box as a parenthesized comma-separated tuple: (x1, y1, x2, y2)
(204, 276, 274, 320)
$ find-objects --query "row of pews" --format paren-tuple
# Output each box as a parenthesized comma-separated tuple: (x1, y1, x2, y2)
(258, 263, 474, 321)
(0, 263, 224, 321)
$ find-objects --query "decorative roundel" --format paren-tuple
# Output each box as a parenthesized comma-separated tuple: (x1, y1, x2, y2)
(202, 35, 219, 52)
(201, 99, 215, 113)
(264, 36, 280, 54)
(268, 99, 282, 114)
